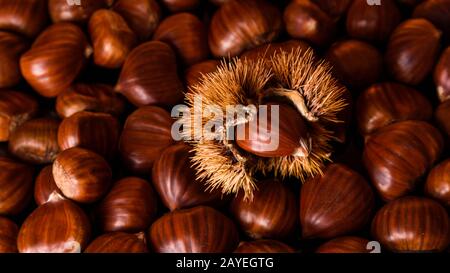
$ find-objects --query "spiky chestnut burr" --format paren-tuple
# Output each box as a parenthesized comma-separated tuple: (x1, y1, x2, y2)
(180, 48, 348, 199)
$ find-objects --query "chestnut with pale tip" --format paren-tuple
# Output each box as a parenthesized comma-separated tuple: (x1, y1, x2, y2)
(49, 0, 110, 24)
(413, 0, 450, 41)
(234, 240, 295, 253)
(85, 232, 148, 253)
(434, 47, 450, 102)
(52, 147, 112, 203)
(0, 32, 29, 88)
(0, 0, 48, 38)
(34, 166, 62, 206)
(425, 159, 450, 207)
(316, 237, 371, 253)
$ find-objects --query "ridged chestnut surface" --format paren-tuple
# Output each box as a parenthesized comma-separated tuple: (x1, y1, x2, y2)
(316, 237, 371, 253)
(425, 159, 450, 207)
(372, 196, 450, 252)
(0, 217, 19, 253)
(363, 121, 444, 201)
(49, 0, 109, 24)
(413, 0, 450, 40)
(85, 232, 148, 253)
(185, 60, 219, 87)
(435, 100, 450, 141)
(149, 206, 239, 253)
(234, 240, 295, 253)
(34, 165, 62, 206)
(300, 164, 374, 239)
(0, 31, 29, 88)
(434, 47, 450, 102)
(0, 0, 48, 38)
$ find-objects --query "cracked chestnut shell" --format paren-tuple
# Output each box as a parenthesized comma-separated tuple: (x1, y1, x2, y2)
(0, 217, 18, 253)
(234, 240, 295, 253)
(85, 232, 148, 253)
(425, 159, 450, 207)
(0, 0, 48, 38)
(316, 237, 371, 253)
(0, 31, 29, 88)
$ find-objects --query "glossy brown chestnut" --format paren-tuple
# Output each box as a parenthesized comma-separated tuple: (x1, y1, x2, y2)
(115, 41, 184, 107)
(113, 0, 161, 41)
(356, 83, 433, 135)
(0, 90, 38, 142)
(49, 0, 110, 24)
(96, 177, 158, 233)
(0, 156, 33, 215)
(0, 217, 18, 253)
(152, 143, 222, 211)
(434, 47, 450, 102)
(149, 206, 239, 253)
(435, 100, 450, 140)
(85, 232, 148, 253)
(234, 240, 295, 253)
(160, 0, 200, 13)
(346, 0, 401, 43)
(284, 0, 336, 46)
(20, 23, 92, 97)
(209, 0, 282, 57)
(326, 40, 383, 90)
(34, 166, 62, 206)
(311, 0, 352, 18)
(53, 147, 112, 203)
(316, 237, 371, 253)
(57, 111, 120, 159)
(300, 164, 374, 239)
(363, 121, 444, 201)
(413, 0, 450, 40)
(425, 159, 450, 207)
(372, 196, 450, 252)
(236, 103, 310, 158)
(0, 32, 28, 88)
(119, 106, 175, 174)
(185, 60, 220, 88)
(17, 195, 91, 253)
(89, 10, 137, 69)
(55, 83, 125, 118)
(0, 0, 48, 38)
(230, 179, 297, 239)
(8, 118, 60, 165)
(385, 19, 441, 85)
(154, 13, 209, 66)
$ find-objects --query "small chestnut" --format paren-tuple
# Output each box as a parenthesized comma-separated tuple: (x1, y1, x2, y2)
(34, 165, 62, 206)
(425, 159, 450, 207)
(234, 240, 295, 253)
(434, 47, 450, 102)
(0, 0, 48, 38)
(185, 60, 220, 88)
(53, 147, 112, 203)
(0, 217, 18, 253)
(49, 0, 110, 24)
(372, 196, 450, 252)
(0, 31, 29, 88)
(85, 232, 148, 253)
(149, 206, 239, 253)
(316, 237, 371, 253)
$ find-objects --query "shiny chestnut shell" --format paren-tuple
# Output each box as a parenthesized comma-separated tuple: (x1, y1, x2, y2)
(149, 206, 239, 253)
(0, 156, 34, 215)
(119, 106, 175, 174)
(312, 0, 352, 18)
(115, 41, 184, 107)
(185, 60, 219, 88)
(0, 32, 29, 88)
(230, 179, 298, 239)
(434, 47, 450, 102)
(234, 240, 295, 253)
(0, 217, 18, 253)
(363, 121, 444, 201)
(34, 165, 62, 206)
(209, 0, 282, 57)
(49, 0, 109, 24)
(316, 237, 371, 253)
(0, 0, 48, 38)
(385, 19, 441, 85)
(435, 100, 450, 141)
(161, 0, 200, 13)
(300, 163, 374, 239)
(53, 147, 112, 203)
(152, 143, 222, 211)
(17, 196, 91, 253)
(413, 0, 450, 41)
(96, 177, 158, 233)
(85, 232, 148, 253)
(372, 196, 450, 252)
(425, 159, 450, 207)
(356, 82, 433, 135)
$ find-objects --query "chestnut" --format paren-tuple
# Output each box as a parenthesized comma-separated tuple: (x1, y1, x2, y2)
(96, 177, 158, 233)
(434, 47, 450, 102)
(55, 83, 125, 118)
(363, 121, 444, 201)
(49, 0, 110, 24)
(115, 41, 184, 107)
(53, 147, 112, 203)
(300, 164, 374, 239)
(154, 13, 209, 66)
(346, 0, 401, 43)
(425, 159, 450, 207)
(185, 60, 220, 88)
(0, 217, 18, 253)
(316, 237, 371, 253)
(8, 118, 60, 165)
(356, 82, 433, 136)
(0, 31, 29, 88)
(20, 23, 92, 97)
(57, 111, 120, 159)
(0, 90, 38, 142)
(230, 179, 298, 239)
(119, 106, 175, 174)
(149, 206, 239, 253)
(284, 0, 336, 46)
(372, 196, 450, 252)
(385, 19, 441, 85)
(326, 40, 383, 90)
(413, 0, 450, 41)
(311, 0, 352, 18)
(89, 10, 137, 69)
(0, 0, 48, 38)
(234, 240, 295, 253)
(152, 143, 223, 211)
(113, 0, 161, 41)
(85, 232, 148, 253)
(435, 100, 450, 141)
(0, 156, 33, 215)
(34, 165, 62, 206)
(17, 194, 91, 253)
(209, 0, 282, 57)
(160, 0, 200, 13)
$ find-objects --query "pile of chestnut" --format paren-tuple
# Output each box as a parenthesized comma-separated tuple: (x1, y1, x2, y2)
(0, 0, 450, 254)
